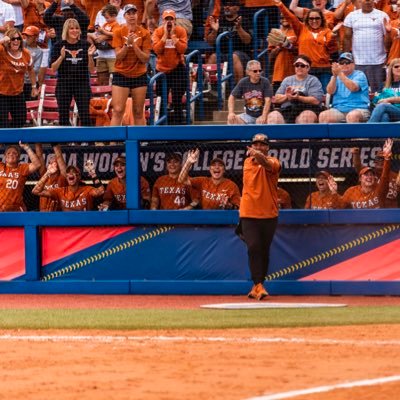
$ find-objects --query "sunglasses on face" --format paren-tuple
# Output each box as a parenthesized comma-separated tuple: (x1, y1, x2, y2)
(294, 63, 309, 68)
(250, 69, 262, 73)
(308, 17, 321, 21)
(338, 60, 351, 65)
(10, 37, 22, 42)
(393, 65, 400, 69)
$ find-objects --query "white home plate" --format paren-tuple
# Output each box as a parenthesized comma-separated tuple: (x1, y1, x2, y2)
(201, 302, 347, 309)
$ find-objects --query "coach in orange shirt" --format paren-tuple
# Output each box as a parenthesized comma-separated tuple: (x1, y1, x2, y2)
(238, 133, 281, 301)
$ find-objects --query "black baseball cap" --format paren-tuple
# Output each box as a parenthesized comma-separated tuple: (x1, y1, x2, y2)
(251, 133, 269, 145)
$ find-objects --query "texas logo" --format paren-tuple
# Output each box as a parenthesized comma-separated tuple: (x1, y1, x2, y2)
(65, 49, 83, 64)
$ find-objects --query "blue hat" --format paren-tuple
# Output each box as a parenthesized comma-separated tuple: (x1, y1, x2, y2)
(338, 52, 354, 62)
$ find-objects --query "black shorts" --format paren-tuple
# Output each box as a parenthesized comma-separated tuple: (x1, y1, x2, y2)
(112, 72, 148, 89)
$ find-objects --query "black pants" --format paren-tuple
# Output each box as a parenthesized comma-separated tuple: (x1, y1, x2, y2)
(157, 63, 187, 124)
(56, 80, 92, 126)
(241, 217, 278, 285)
(0, 93, 26, 128)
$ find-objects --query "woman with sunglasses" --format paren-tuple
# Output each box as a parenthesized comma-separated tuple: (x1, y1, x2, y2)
(0, 29, 39, 128)
(51, 18, 97, 126)
(274, 0, 338, 90)
(267, 54, 324, 124)
(368, 58, 400, 122)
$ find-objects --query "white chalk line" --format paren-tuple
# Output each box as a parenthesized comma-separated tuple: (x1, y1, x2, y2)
(244, 375, 400, 400)
(0, 334, 400, 347)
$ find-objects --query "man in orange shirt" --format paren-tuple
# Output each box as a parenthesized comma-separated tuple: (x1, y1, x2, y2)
(237, 133, 281, 301)
(178, 148, 241, 210)
(152, 9, 187, 125)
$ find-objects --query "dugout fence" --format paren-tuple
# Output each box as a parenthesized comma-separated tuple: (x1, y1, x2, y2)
(0, 124, 399, 295)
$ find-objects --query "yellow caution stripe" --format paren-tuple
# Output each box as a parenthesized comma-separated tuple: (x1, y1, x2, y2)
(41, 226, 174, 281)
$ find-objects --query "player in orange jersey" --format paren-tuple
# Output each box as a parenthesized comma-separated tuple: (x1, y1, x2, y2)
(304, 170, 343, 209)
(237, 133, 281, 301)
(0, 142, 42, 211)
(342, 138, 393, 209)
(178, 148, 241, 210)
(35, 143, 67, 211)
(98, 156, 151, 210)
(151, 152, 197, 210)
(351, 145, 399, 208)
(32, 160, 105, 211)
(277, 187, 292, 209)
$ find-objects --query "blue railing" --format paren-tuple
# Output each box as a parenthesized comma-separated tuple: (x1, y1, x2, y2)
(216, 31, 235, 110)
(253, 8, 270, 69)
(147, 72, 168, 125)
(185, 50, 205, 124)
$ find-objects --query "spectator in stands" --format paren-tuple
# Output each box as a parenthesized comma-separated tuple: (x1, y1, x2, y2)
(268, 54, 324, 124)
(110, 4, 151, 126)
(275, 0, 339, 90)
(0, 28, 39, 128)
(178, 148, 241, 210)
(44, 0, 90, 42)
(79, 0, 106, 31)
(343, 0, 390, 92)
(386, 11, 400, 65)
(237, 133, 281, 300)
(0, 0, 15, 40)
(227, 59, 273, 125)
(95, 0, 125, 26)
(0, 142, 41, 212)
(267, 15, 297, 93)
(152, 9, 188, 125)
(23, 0, 51, 36)
(51, 18, 97, 126)
(368, 58, 400, 123)
(277, 186, 292, 209)
(289, 0, 336, 29)
(146, 0, 193, 37)
(319, 52, 370, 123)
(88, 4, 120, 85)
(351, 146, 399, 208)
(32, 160, 105, 211)
(341, 138, 393, 209)
(151, 152, 198, 210)
(97, 155, 151, 210)
(304, 170, 342, 209)
(35, 143, 67, 211)
(22, 26, 46, 101)
(205, 0, 252, 82)
(334, 0, 361, 52)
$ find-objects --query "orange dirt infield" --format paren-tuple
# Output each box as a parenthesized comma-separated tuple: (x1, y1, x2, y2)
(0, 295, 400, 400)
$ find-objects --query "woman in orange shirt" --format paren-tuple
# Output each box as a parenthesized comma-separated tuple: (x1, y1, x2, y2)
(275, 0, 338, 90)
(237, 133, 281, 301)
(32, 160, 105, 211)
(0, 29, 38, 128)
(110, 4, 151, 126)
(178, 148, 241, 210)
(0, 142, 41, 211)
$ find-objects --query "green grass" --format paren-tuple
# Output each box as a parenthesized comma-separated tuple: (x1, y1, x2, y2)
(0, 306, 400, 330)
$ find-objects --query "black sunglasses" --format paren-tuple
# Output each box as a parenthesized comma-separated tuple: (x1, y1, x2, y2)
(10, 37, 22, 41)
(308, 17, 321, 21)
(393, 65, 400, 69)
(294, 63, 308, 68)
(338, 60, 351, 65)
(250, 69, 262, 73)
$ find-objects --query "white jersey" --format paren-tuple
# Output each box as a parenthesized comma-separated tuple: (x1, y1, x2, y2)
(0, 1, 15, 39)
(344, 8, 389, 65)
